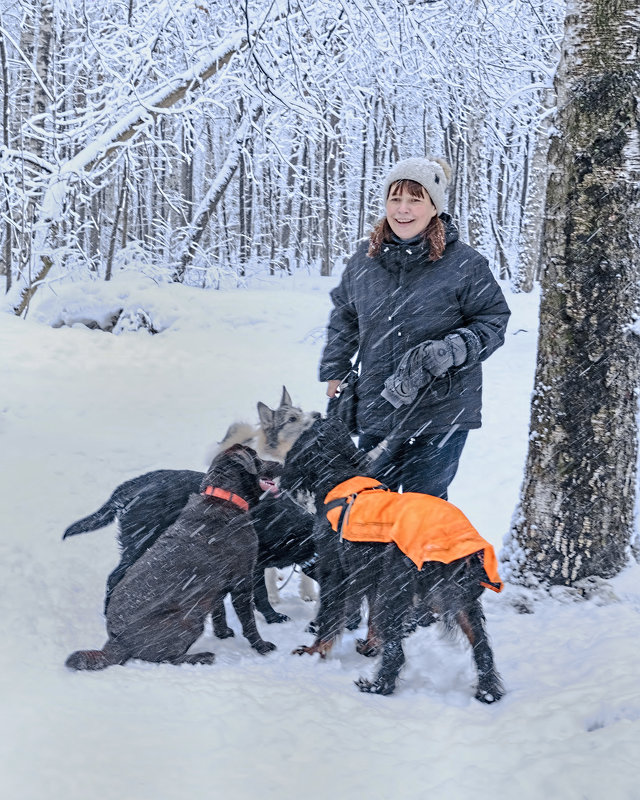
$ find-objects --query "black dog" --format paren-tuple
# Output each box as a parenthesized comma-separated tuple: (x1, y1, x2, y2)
(65, 445, 280, 671)
(280, 418, 504, 702)
(63, 468, 317, 624)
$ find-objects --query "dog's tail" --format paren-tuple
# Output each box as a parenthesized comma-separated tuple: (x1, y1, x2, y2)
(62, 472, 153, 539)
(62, 496, 120, 539)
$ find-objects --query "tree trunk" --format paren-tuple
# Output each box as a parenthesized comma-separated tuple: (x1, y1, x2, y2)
(1, 20, 12, 288)
(175, 102, 263, 280)
(503, 0, 640, 586)
(466, 102, 490, 256)
(31, 0, 53, 162)
(105, 161, 128, 281)
(238, 127, 254, 275)
(514, 86, 555, 293)
(357, 103, 370, 242)
(280, 143, 299, 274)
(320, 127, 332, 276)
(296, 138, 311, 271)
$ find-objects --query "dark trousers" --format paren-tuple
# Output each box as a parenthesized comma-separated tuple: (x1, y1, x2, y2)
(358, 429, 469, 500)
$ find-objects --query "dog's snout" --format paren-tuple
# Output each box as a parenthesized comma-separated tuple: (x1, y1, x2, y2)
(262, 460, 283, 478)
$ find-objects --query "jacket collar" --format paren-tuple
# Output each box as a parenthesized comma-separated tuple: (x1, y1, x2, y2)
(378, 215, 459, 275)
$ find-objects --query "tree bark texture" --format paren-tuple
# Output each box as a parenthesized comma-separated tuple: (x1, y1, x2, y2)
(1, 20, 11, 286)
(505, 0, 640, 585)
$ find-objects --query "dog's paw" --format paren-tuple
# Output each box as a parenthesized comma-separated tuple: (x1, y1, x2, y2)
(292, 640, 333, 659)
(264, 612, 291, 624)
(213, 626, 235, 639)
(356, 638, 381, 658)
(475, 689, 501, 704)
(65, 649, 111, 671)
(253, 640, 277, 655)
(179, 652, 216, 665)
(475, 680, 504, 704)
(354, 676, 396, 695)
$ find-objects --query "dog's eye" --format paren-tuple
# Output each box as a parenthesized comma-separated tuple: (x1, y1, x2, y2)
(288, 414, 298, 423)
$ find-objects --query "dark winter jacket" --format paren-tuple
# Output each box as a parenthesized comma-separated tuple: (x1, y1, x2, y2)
(319, 216, 511, 438)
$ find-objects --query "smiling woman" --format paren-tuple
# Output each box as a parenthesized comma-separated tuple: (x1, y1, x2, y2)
(320, 156, 511, 500)
(385, 182, 438, 240)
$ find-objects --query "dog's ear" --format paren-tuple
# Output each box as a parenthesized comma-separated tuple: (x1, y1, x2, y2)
(257, 401, 274, 429)
(280, 386, 292, 407)
(227, 444, 259, 474)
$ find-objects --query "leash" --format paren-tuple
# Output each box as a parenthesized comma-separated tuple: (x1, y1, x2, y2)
(277, 564, 299, 591)
(366, 374, 440, 464)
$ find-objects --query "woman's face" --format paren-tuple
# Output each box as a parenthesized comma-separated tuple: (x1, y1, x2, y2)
(385, 183, 437, 240)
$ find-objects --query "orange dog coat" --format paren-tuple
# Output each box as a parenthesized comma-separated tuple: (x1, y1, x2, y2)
(324, 476, 502, 592)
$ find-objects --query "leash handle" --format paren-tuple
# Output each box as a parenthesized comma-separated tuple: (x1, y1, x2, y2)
(367, 374, 438, 465)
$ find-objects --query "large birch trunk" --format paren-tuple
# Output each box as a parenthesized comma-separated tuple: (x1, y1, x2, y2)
(504, 0, 640, 586)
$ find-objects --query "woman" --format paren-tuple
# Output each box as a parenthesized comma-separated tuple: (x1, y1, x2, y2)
(319, 156, 511, 499)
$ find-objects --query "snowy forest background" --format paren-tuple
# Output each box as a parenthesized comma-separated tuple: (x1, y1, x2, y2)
(0, 0, 564, 302)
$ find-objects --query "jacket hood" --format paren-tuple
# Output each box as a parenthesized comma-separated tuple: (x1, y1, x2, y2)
(441, 214, 459, 245)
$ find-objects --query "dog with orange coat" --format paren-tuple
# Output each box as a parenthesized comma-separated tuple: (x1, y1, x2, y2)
(280, 417, 505, 703)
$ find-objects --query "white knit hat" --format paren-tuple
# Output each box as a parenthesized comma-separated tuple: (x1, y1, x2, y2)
(381, 157, 452, 216)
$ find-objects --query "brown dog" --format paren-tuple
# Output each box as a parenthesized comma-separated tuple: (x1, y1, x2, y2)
(65, 445, 280, 671)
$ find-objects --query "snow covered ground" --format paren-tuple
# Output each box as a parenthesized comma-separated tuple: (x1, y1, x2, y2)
(1, 271, 639, 800)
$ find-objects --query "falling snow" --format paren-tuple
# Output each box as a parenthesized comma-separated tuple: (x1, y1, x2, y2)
(1, 273, 639, 800)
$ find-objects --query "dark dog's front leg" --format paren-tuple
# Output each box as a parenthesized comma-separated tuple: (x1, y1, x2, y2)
(355, 640, 405, 695)
(230, 578, 276, 655)
(355, 547, 412, 695)
(351, 545, 385, 655)
(457, 600, 504, 704)
(210, 596, 234, 639)
(295, 518, 346, 656)
(344, 594, 363, 630)
(252, 565, 290, 624)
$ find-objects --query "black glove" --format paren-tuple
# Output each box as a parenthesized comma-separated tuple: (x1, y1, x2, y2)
(421, 334, 467, 377)
(381, 333, 467, 408)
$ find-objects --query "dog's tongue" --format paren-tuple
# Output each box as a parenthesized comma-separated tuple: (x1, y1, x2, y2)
(259, 478, 280, 496)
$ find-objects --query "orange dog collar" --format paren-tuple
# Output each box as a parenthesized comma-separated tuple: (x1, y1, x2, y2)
(201, 486, 249, 512)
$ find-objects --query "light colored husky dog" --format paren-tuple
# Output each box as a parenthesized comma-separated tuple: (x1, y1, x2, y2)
(218, 386, 319, 464)
(217, 386, 320, 604)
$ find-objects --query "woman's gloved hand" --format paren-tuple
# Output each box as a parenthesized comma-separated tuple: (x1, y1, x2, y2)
(381, 333, 467, 408)
(421, 334, 467, 377)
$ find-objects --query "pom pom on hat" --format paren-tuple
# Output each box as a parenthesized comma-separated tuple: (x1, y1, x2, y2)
(382, 156, 452, 216)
